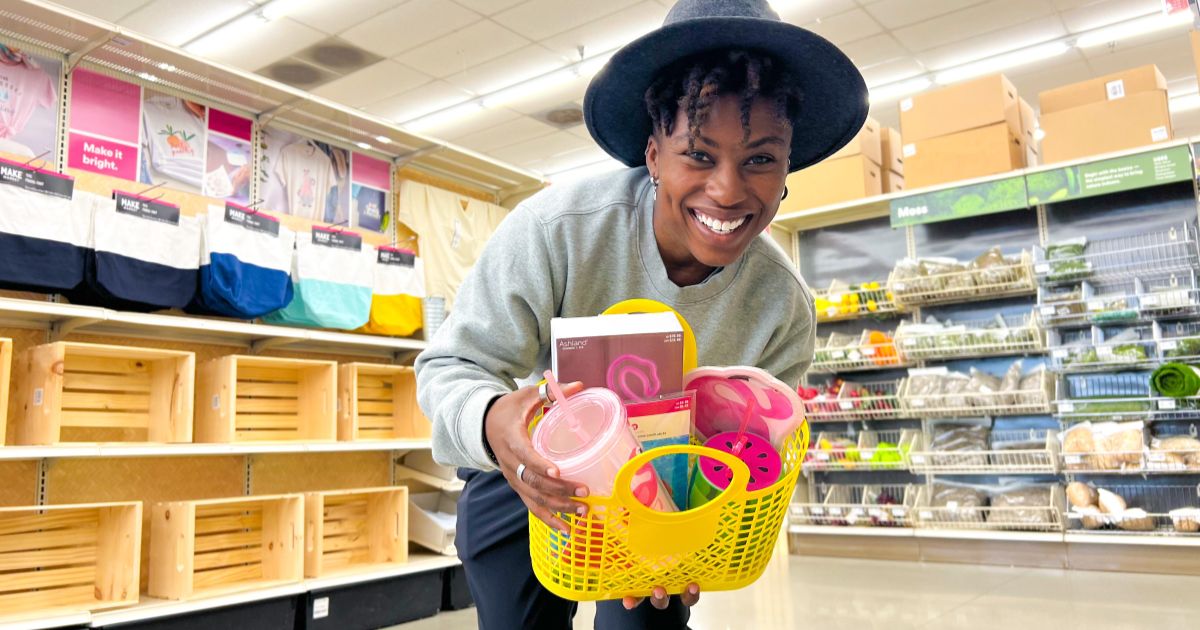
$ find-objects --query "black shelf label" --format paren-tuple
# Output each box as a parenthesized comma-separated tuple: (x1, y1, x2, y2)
(224, 203, 280, 236)
(0, 160, 74, 200)
(312, 227, 362, 251)
(114, 192, 180, 225)
(378, 248, 415, 267)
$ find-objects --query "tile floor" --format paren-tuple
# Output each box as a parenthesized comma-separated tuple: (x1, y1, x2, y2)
(391, 548, 1200, 629)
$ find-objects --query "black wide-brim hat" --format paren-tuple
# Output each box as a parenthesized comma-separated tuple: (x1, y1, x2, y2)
(584, 0, 868, 173)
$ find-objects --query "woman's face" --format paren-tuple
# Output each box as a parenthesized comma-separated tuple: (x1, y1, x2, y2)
(646, 94, 791, 272)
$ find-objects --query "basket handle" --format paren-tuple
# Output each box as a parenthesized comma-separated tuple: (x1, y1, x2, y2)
(611, 444, 751, 558)
(601, 299, 698, 374)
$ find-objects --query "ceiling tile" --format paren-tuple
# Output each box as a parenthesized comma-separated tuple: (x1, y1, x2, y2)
(491, 0, 642, 40)
(840, 33, 908, 68)
(503, 73, 591, 116)
(118, 0, 249, 46)
(341, 0, 483, 58)
(913, 15, 1068, 71)
(50, 0, 149, 22)
(804, 9, 884, 46)
(200, 17, 328, 69)
(862, 0, 988, 30)
(539, 1, 667, 59)
(866, 105, 900, 132)
(396, 20, 531, 78)
(568, 123, 595, 141)
(1082, 33, 1194, 80)
(454, 115, 561, 153)
(285, 0, 399, 35)
(527, 145, 609, 176)
(443, 44, 569, 95)
(309, 60, 431, 107)
(451, 0, 529, 15)
(362, 80, 474, 122)
(861, 58, 928, 87)
(773, 0, 858, 25)
(440, 107, 525, 141)
(1060, 0, 1160, 33)
(891, 0, 1057, 52)
(491, 129, 594, 165)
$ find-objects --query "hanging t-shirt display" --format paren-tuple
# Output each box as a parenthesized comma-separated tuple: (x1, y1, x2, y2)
(397, 180, 509, 311)
(67, 192, 201, 311)
(0, 45, 59, 159)
(274, 141, 337, 221)
(0, 159, 92, 292)
(189, 204, 295, 319)
(140, 94, 205, 191)
(359, 247, 425, 337)
(262, 227, 373, 330)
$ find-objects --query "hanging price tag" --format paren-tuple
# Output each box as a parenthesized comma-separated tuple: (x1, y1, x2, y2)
(1058, 402, 1076, 413)
(918, 510, 933, 520)
(1161, 340, 1179, 351)
(1159, 399, 1177, 410)
(809, 507, 825, 516)
(861, 346, 877, 356)
(1035, 263, 1050, 274)
(910, 454, 926, 464)
(829, 508, 843, 516)
(1041, 306, 1057, 316)
(1096, 346, 1115, 358)
(892, 508, 907, 518)
(1064, 455, 1082, 465)
(815, 452, 830, 461)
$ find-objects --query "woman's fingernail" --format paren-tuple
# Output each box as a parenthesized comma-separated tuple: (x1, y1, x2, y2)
(689, 585, 699, 595)
(575, 487, 589, 497)
(546, 467, 559, 478)
(576, 505, 587, 516)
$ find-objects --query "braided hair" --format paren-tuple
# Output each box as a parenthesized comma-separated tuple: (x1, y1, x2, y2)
(643, 49, 803, 150)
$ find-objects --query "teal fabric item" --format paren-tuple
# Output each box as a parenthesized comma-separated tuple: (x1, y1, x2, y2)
(263, 278, 371, 329)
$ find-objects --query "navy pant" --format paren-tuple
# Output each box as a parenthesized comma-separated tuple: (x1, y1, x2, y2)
(457, 469, 691, 630)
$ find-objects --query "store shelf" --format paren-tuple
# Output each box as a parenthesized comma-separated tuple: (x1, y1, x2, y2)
(912, 485, 1065, 535)
(1037, 271, 1200, 329)
(0, 297, 426, 360)
(813, 281, 903, 323)
(895, 312, 1043, 362)
(87, 554, 461, 627)
(812, 331, 906, 374)
(1064, 532, 1200, 547)
(908, 430, 1059, 475)
(803, 379, 910, 422)
(395, 466, 466, 492)
(889, 251, 1036, 308)
(913, 529, 1064, 543)
(1035, 224, 1199, 288)
(0, 439, 433, 461)
(804, 429, 918, 473)
(0, 0, 543, 196)
(899, 368, 1054, 418)
(1054, 371, 1200, 421)
(0, 612, 92, 630)
(787, 524, 914, 537)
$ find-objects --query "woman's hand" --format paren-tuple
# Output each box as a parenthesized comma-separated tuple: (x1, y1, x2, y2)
(622, 584, 700, 610)
(484, 382, 589, 533)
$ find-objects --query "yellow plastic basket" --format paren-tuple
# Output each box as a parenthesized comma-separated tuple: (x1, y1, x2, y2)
(529, 421, 809, 601)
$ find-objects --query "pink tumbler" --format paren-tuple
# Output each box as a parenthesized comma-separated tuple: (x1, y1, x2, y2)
(532, 386, 677, 512)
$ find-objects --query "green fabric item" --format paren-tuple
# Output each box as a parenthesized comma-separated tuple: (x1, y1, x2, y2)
(1151, 363, 1200, 398)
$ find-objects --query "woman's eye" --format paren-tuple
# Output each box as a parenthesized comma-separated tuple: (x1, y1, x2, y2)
(747, 155, 776, 166)
(686, 151, 711, 162)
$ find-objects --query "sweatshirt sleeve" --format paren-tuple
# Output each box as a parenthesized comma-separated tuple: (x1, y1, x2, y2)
(757, 280, 816, 390)
(414, 206, 559, 471)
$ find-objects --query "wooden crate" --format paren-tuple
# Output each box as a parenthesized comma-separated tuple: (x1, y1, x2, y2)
(149, 494, 304, 600)
(196, 355, 336, 442)
(0, 501, 141, 620)
(0, 337, 10, 445)
(11, 342, 194, 445)
(337, 364, 430, 441)
(303, 486, 408, 578)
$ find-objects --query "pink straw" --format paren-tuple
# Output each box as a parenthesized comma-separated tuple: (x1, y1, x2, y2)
(731, 400, 757, 456)
(543, 370, 586, 439)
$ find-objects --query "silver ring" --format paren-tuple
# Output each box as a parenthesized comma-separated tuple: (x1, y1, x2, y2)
(516, 463, 527, 483)
(538, 381, 550, 403)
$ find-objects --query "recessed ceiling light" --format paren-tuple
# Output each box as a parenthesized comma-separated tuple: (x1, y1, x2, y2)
(355, 141, 373, 150)
(137, 72, 159, 83)
(374, 135, 392, 144)
(157, 62, 176, 73)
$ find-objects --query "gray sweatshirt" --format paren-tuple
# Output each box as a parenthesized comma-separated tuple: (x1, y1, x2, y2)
(415, 167, 816, 471)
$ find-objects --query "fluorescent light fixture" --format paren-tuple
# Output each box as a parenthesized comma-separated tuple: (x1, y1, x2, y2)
(403, 100, 486, 132)
(355, 142, 373, 150)
(869, 77, 932, 104)
(1075, 10, 1192, 48)
(157, 62, 176, 73)
(137, 72, 159, 83)
(482, 69, 575, 108)
(1171, 92, 1200, 113)
(374, 135, 392, 144)
(185, 15, 265, 56)
(260, 0, 315, 21)
(934, 41, 1070, 85)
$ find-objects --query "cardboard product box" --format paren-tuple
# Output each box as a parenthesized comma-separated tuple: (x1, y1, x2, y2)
(1038, 64, 1166, 115)
(1018, 98, 1038, 149)
(881, 126, 904, 174)
(1039, 89, 1172, 165)
(828, 116, 882, 165)
(781, 155, 882, 211)
(883, 169, 905, 193)
(900, 73, 1020, 143)
(904, 123, 1025, 189)
(551, 312, 684, 402)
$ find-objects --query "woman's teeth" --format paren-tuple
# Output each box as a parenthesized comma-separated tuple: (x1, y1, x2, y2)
(694, 211, 747, 235)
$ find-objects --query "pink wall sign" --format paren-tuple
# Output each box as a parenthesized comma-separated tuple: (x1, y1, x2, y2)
(67, 69, 141, 178)
(351, 153, 390, 190)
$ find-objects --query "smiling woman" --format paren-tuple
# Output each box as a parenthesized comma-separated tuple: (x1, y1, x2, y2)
(414, 1, 867, 629)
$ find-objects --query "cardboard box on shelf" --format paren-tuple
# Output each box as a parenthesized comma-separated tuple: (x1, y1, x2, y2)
(899, 73, 1020, 143)
(1038, 64, 1166, 115)
(904, 123, 1025, 189)
(829, 117, 882, 165)
(880, 126, 904, 174)
(1039, 89, 1172, 165)
(782, 155, 881, 210)
(1018, 98, 1038, 150)
(883, 169, 904, 193)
